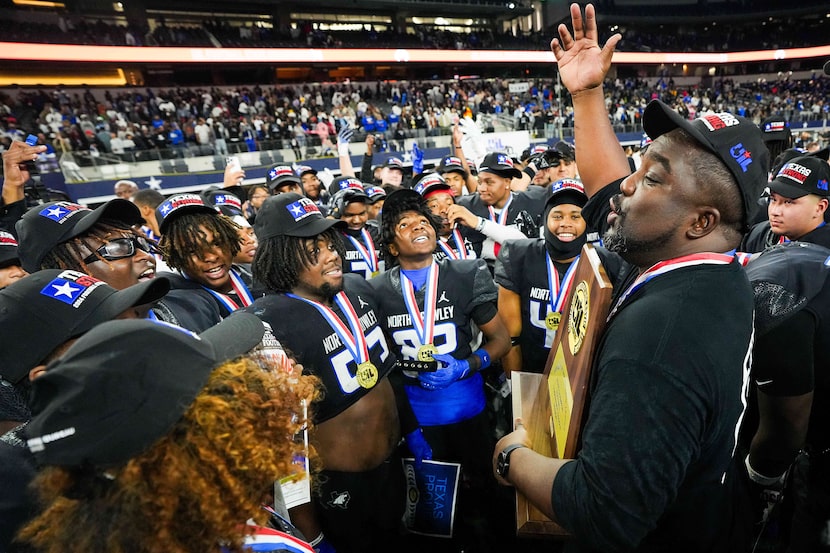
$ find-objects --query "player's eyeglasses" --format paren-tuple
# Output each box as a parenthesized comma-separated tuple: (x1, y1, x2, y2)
(82, 236, 157, 264)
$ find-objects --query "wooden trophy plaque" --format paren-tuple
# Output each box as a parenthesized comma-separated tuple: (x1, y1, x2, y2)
(512, 243, 614, 536)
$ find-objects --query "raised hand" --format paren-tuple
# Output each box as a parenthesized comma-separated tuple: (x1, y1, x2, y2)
(550, 3, 622, 96)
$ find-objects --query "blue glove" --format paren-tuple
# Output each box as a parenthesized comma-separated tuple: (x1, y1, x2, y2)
(411, 142, 424, 174)
(404, 428, 433, 467)
(311, 533, 337, 553)
(418, 353, 471, 390)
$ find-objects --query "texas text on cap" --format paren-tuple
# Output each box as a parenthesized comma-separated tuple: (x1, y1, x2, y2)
(295, 165, 317, 177)
(0, 231, 20, 268)
(156, 194, 218, 234)
(254, 192, 346, 240)
(547, 179, 588, 208)
(761, 117, 789, 142)
(0, 269, 169, 385)
(24, 314, 265, 467)
(437, 155, 468, 177)
(642, 100, 769, 227)
(364, 186, 387, 202)
(328, 176, 367, 198)
(202, 188, 245, 218)
(414, 173, 453, 198)
(267, 165, 301, 191)
(478, 152, 522, 180)
(16, 199, 143, 273)
(768, 155, 830, 199)
(383, 157, 405, 171)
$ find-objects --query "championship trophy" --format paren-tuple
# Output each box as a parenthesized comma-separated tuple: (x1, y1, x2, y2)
(511, 243, 613, 536)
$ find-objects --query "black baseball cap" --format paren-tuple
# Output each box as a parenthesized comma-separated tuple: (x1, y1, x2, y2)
(16, 199, 143, 273)
(295, 165, 317, 177)
(156, 194, 218, 234)
(768, 155, 830, 199)
(24, 313, 266, 467)
(254, 192, 345, 240)
(328, 176, 369, 199)
(363, 186, 387, 203)
(551, 141, 576, 161)
(824, 60, 830, 76)
(760, 117, 789, 143)
(267, 165, 302, 192)
(202, 188, 245, 218)
(436, 155, 468, 178)
(546, 179, 588, 209)
(0, 269, 170, 385)
(383, 157, 405, 172)
(0, 230, 20, 268)
(413, 173, 453, 198)
(642, 100, 769, 227)
(770, 147, 830, 177)
(478, 152, 522, 180)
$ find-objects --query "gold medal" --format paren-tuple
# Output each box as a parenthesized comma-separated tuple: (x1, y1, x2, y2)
(417, 344, 437, 362)
(545, 311, 561, 331)
(356, 361, 378, 389)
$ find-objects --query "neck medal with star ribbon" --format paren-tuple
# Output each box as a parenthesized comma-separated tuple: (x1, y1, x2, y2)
(199, 268, 255, 312)
(488, 193, 513, 225)
(400, 261, 440, 362)
(607, 252, 735, 322)
(287, 291, 379, 389)
(344, 228, 379, 277)
(545, 252, 580, 331)
(437, 229, 469, 260)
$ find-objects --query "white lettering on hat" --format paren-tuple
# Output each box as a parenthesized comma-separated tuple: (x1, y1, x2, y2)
(778, 162, 811, 185)
(27, 426, 76, 452)
(700, 113, 740, 132)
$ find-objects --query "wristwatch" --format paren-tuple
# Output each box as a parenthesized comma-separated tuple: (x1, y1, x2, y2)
(496, 443, 527, 479)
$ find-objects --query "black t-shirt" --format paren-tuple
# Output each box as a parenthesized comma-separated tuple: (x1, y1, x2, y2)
(158, 271, 262, 332)
(243, 274, 396, 423)
(742, 220, 830, 253)
(494, 238, 575, 373)
(551, 179, 755, 552)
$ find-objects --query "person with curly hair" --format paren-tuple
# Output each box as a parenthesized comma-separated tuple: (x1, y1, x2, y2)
(17, 314, 320, 553)
(154, 193, 261, 331)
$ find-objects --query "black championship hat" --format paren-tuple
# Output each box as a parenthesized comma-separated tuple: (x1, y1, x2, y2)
(436, 155, 468, 178)
(760, 117, 790, 143)
(768, 155, 830, 199)
(0, 269, 169, 385)
(267, 165, 302, 192)
(0, 230, 21, 268)
(770, 147, 830, 177)
(254, 192, 346, 240)
(156, 193, 218, 234)
(363, 185, 387, 203)
(295, 165, 317, 177)
(546, 179, 588, 209)
(382, 157, 405, 172)
(478, 152, 522, 179)
(328, 176, 369, 199)
(825, 60, 830, 76)
(202, 188, 245, 218)
(642, 99, 769, 226)
(16, 199, 143, 273)
(24, 313, 265, 467)
(413, 173, 453, 198)
(551, 140, 576, 161)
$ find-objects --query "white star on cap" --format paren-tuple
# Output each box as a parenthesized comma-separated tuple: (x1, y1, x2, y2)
(46, 206, 67, 219)
(51, 281, 80, 298)
(290, 204, 304, 216)
(160, 203, 172, 215)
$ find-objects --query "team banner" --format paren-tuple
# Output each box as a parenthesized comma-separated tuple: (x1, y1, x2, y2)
(402, 458, 461, 538)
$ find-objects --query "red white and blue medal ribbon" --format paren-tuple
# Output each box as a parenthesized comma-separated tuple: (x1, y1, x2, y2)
(607, 252, 734, 321)
(488, 194, 513, 226)
(287, 291, 371, 365)
(400, 261, 440, 349)
(344, 229, 379, 273)
(546, 252, 580, 317)
(199, 269, 254, 312)
(437, 229, 468, 260)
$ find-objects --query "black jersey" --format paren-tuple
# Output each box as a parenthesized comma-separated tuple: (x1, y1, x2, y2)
(432, 232, 477, 263)
(370, 259, 498, 425)
(340, 224, 382, 279)
(747, 242, 830, 451)
(456, 191, 544, 258)
(495, 238, 576, 373)
(244, 274, 395, 424)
